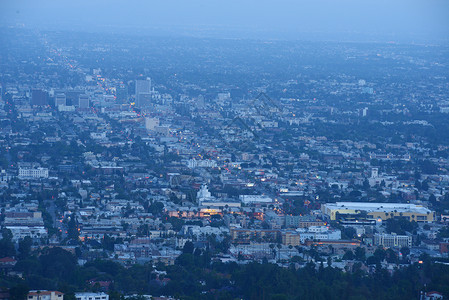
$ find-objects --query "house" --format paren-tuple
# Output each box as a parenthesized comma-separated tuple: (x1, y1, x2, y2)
(0, 256, 17, 274)
(421, 291, 443, 300)
(27, 291, 64, 300)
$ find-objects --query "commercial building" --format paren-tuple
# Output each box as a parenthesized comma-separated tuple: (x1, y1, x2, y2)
(230, 227, 280, 244)
(321, 202, 435, 223)
(285, 215, 326, 228)
(78, 94, 90, 108)
(297, 226, 341, 243)
(145, 117, 160, 130)
(187, 159, 217, 169)
(136, 93, 152, 109)
(31, 89, 48, 106)
(18, 167, 49, 179)
(135, 78, 152, 108)
(75, 292, 109, 300)
(239, 195, 273, 205)
(374, 233, 412, 248)
(281, 230, 301, 246)
(135, 78, 151, 95)
(54, 93, 66, 106)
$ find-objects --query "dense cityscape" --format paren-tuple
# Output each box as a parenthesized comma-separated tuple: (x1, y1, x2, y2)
(1, 15, 449, 300)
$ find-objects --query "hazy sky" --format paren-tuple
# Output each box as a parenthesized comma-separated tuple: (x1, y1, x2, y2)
(1, 0, 449, 42)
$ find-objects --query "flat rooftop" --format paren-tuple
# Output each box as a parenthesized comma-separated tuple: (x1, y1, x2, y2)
(323, 202, 432, 214)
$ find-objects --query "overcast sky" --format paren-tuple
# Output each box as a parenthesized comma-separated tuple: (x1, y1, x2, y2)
(1, 0, 449, 42)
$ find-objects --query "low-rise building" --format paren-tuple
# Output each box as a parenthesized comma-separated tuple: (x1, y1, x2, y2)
(322, 202, 435, 223)
(27, 291, 64, 300)
(281, 230, 301, 246)
(374, 233, 412, 248)
(75, 292, 109, 300)
(19, 167, 49, 179)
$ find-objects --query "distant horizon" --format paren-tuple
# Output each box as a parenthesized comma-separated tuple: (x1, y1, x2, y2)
(2, 24, 448, 47)
(1, 0, 449, 44)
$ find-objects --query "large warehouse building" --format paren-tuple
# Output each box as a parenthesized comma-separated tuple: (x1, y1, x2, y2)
(321, 202, 434, 223)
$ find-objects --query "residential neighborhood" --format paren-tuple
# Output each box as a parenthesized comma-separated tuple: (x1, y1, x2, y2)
(0, 20, 448, 300)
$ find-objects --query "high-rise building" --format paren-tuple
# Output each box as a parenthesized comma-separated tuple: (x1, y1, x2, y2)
(116, 83, 128, 103)
(135, 78, 151, 95)
(78, 94, 90, 108)
(66, 90, 83, 106)
(54, 93, 66, 106)
(135, 78, 152, 108)
(31, 89, 48, 106)
(136, 93, 152, 109)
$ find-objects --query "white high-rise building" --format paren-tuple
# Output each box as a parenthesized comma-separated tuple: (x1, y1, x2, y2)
(137, 93, 152, 108)
(135, 78, 152, 108)
(135, 78, 151, 95)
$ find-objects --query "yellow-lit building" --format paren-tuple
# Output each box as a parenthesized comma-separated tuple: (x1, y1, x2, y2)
(281, 231, 301, 246)
(321, 202, 435, 223)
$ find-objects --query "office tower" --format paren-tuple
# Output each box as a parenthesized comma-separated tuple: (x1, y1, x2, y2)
(55, 93, 67, 106)
(116, 84, 128, 103)
(135, 78, 151, 95)
(78, 94, 90, 108)
(137, 93, 152, 109)
(135, 78, 151, 108)
(31, 89, 48, 106)
(66, 90, 83, 106)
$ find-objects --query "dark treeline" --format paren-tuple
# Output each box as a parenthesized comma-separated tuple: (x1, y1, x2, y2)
(1, 246, 449, 300)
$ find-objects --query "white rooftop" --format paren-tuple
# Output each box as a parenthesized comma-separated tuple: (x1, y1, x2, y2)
(324, 202, 432, 214)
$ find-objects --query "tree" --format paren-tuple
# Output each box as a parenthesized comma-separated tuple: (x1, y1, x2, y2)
(342, 227, 357, 239)
(386, 218, 418, 235)
(385, 248, 398, 264)
(67, 214, 79, 241)
(39, 247, 77, 281)
(429, 194, 437, 206)
(400, 246, 410, 258)
(373, 248, 386, 263)
(2, 228, 13, 240)
(0, 229, 16, 257)
(9, 284, 29, 300)
(363, 178, 370, 190)
(343, 250, 354, 260)
(148, 201, 164, 215)
(354, 247, 366, 262)
(18, 236, 33, 260)
(183, 241, 194, 254)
